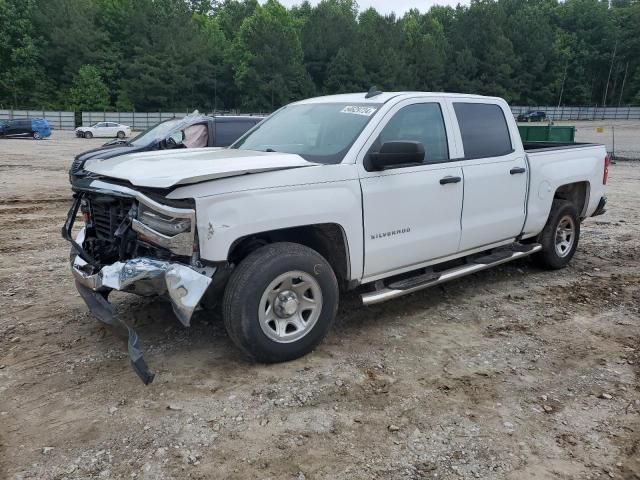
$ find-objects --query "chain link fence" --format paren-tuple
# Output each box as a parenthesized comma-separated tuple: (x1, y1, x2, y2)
(511, 105, 640, 121)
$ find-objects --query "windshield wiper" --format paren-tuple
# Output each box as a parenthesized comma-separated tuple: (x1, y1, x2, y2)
(265, 148, 277, 152)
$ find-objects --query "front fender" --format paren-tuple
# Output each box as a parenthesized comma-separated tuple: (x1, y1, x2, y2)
(194, 179, 364, 281)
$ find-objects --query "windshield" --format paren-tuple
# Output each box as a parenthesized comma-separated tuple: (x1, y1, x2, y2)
(232, 103, 382, 164)
(128, 119, 185, 147)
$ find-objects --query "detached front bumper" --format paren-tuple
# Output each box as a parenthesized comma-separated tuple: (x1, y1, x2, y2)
(71, 247, 213, 326)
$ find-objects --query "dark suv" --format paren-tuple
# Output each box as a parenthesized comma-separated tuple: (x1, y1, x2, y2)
(69, 114, 263, 182)
(0, 118, 52, 139)
(517, 110, 547, 122)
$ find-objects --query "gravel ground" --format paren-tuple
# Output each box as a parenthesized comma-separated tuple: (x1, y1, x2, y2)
(0, 131, 639, 480)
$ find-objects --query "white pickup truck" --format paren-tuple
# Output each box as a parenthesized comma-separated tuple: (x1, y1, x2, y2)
(64, 91, 608, 383)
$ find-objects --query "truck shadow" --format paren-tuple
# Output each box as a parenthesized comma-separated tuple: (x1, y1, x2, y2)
(332, 258, 542, 338)
(100, 257, 543, 380)
(110, 260, 542, 367)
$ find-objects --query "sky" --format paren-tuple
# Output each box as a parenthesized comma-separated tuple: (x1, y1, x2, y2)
(275, 0, 470, 15)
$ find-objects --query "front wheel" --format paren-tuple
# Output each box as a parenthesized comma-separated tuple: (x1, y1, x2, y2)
(117, 130, 125, 139)
(33, 132, 42, 140)
(84, 131, 93, 139)
(533, 199, 580, 270)
(222, 242, 339, 363)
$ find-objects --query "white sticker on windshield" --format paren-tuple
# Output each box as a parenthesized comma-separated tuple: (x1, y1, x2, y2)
(341, 105, 377, 116)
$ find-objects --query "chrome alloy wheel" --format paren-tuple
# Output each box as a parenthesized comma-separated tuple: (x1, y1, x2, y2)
(555, 215, 576, 258)
(258, 271, 323, 343)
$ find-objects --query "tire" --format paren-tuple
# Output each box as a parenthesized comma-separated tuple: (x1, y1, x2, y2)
(222, 242, 339, 363)
(33, 132, 42, 140)
(533, 199, 580, 270)
(117, 130, 125, 139)
(84, 131, 93, 139)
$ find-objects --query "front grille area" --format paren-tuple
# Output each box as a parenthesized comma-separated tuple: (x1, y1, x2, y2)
(82, 194, 137, 265)
(77, 191, 193, 267)
(90, 196, 134, 239)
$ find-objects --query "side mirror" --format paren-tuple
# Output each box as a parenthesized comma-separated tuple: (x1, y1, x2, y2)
(366, 141, 425, 171)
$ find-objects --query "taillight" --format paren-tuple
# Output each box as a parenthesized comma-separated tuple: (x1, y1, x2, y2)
(603, 154, 610, 185)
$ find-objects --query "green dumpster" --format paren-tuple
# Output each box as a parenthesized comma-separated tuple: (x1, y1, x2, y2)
(518, 125, 575, 142)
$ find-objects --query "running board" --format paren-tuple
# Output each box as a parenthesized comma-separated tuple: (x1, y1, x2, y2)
(361, 243, 542, 306)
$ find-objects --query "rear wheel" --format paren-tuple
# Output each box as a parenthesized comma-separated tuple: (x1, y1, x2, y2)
(533, 200, 580, 269)
(117, 130, 125, 139)
(222, 242, 339, 363)
(84, 131, 93, 139)
(33, 132, 42, 140)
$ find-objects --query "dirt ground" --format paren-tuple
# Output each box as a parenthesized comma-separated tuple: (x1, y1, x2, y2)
(1, 131, 639, 480)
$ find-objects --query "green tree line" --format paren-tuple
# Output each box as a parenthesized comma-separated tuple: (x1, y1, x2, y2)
(0, 0, 638, 112)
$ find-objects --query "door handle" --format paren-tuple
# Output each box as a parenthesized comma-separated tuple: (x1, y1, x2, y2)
(510, 167, 526, 175)
(439, 176, 462, 185)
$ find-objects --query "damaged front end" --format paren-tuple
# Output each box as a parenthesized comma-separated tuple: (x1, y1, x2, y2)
(62, 181, 215, 384)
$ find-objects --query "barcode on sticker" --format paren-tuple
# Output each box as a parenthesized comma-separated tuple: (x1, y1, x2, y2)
(341, 106, 377, 116)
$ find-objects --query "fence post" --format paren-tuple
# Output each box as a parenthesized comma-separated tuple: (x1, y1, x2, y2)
(612, 125, 615, 160)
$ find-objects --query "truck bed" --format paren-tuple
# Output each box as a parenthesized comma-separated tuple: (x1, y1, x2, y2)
(521, 140, 607, 237)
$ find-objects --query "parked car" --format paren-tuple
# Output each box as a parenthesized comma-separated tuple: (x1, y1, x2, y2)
(63, 91, 608, 384)
(69, 114, 263, 181)
(0, 118, 51, 139)
(76, 122, 132, 139)
(517, 110, 547, 122)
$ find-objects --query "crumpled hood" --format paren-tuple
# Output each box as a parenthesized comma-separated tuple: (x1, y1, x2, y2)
(83, 148, 315, 188)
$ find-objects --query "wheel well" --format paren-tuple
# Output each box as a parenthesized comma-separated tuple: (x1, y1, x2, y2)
(228, 224, 350, 286)
(554, 182, 589, 217)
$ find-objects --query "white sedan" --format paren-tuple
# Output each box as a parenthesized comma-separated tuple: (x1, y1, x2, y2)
(76, 122, 132, 139)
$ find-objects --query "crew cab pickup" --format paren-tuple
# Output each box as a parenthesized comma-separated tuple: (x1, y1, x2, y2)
(63, 91, 608, 383)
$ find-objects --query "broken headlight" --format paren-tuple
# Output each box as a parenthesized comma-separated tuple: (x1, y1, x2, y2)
(137, 203, 191, 236)
(132, 202, 196, 256)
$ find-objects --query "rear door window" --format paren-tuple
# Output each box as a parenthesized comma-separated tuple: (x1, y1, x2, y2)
(453, 103, 513, 159)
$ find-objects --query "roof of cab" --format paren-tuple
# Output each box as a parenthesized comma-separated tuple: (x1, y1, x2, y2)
(295, 91, 503, 104)
(214, 115, 264, 122)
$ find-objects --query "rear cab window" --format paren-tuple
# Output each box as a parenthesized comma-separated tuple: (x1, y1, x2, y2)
(453, 103, 513, 159)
